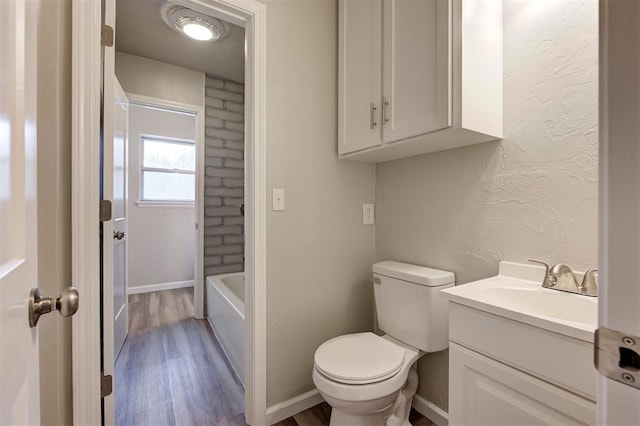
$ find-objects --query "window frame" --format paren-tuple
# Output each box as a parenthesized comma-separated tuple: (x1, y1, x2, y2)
(138, 135, 196, 206)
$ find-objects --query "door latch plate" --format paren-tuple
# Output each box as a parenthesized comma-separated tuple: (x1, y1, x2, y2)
(101, 25, 114, 47)
(100, 200, 112, 222)
(595, 327, 640, 390)
(101, 374, 113, 397)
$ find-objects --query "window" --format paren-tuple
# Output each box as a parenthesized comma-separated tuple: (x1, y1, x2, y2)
(140, 137, 196, 203)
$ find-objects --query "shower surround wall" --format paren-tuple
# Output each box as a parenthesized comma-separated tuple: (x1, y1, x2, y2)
(203, 76, 245, 277)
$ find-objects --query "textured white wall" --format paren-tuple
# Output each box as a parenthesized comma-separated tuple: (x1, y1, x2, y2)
(126, 105, 197, 289)
(375, 0, 598, 412)
(262, 0, 376, 407)
(115, 52, 205, 107)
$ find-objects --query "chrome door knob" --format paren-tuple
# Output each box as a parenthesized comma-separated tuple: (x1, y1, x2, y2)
(29, 286, 79, 327)
(113, 230, 125, 240)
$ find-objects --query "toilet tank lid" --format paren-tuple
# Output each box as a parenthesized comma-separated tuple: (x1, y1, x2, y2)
(373, 261, 455, 287)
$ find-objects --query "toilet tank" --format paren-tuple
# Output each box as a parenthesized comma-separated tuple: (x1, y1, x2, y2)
(373, 261, 455, 353)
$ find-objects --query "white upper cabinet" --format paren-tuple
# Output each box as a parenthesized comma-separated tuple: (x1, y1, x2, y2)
(339, 0, 383, 154)
(339, 0, 503, 163)
(382, 0, 451, 143)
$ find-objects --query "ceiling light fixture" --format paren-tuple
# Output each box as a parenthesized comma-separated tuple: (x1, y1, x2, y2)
(177, 17, 214, 41)
(161, 4, 228, 42)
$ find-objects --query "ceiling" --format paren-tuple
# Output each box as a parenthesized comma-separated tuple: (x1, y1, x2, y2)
(115, 0, 245, 83)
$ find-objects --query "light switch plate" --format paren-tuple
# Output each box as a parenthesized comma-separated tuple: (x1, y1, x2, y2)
(363, 203, 374, 224)
(273, 188, 285, 211)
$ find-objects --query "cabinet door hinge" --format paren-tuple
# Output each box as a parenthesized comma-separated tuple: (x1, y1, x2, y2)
(100, 200, 112, 222)
(101, 374, 113, 397)
(101, 25, 114, 47)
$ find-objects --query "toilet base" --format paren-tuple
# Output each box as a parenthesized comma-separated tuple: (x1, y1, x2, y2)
(329, 409, 387, 426)
(324, 392, 397, 426)
(326, 362, 420, 426)
(386, 362, 419, 426)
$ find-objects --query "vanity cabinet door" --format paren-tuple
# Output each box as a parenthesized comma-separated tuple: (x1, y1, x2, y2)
(338, 0, 383, 155)
(381, 0, 451, 143)
(449, 343, 596, 426)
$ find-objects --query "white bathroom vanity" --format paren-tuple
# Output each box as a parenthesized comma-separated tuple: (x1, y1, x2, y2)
(443, 261, 597, 425)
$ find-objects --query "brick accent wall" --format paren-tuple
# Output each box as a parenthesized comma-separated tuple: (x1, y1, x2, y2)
(204, 76, 244, 277)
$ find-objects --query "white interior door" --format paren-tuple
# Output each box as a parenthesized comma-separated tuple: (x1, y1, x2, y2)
(598, 1, 640, 424)
(113, 80, 129, 359)
(101, 0, 117, 422)
(0, 0, 41, 423)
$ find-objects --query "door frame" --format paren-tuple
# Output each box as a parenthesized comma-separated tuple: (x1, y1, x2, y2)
(124, 93, 206, 319)
(70, 0, 268, 424)
(597, 0, 640, 423)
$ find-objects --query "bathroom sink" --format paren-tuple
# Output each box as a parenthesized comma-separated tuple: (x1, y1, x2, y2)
(445, 262, 599, 417)
(442, 262, 598, 342)
(477, 284, 596, 324)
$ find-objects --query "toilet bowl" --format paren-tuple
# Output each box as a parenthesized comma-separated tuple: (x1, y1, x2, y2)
(312, 261, 455, 426)
(313, 333, 421, 426)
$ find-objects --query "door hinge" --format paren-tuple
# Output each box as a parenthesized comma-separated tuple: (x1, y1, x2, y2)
(101, 25, 114, 47)
(101, 374, 113, 397)
(595, 327, 640, 390)
(100, 200, 112, 222)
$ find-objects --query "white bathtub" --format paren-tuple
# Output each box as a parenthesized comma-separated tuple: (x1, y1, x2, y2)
(206, 272, 245, 386)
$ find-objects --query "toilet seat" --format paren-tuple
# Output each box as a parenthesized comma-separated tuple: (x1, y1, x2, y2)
(314, 332, 405, 385)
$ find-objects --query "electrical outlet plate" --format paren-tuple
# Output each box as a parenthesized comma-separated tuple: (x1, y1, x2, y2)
(363, 203, 374, 224)
(272, 188, 285, 211)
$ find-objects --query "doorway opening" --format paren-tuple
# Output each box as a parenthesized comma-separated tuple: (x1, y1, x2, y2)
(110, 7, 248, 425)
(72, 0, 266, 423)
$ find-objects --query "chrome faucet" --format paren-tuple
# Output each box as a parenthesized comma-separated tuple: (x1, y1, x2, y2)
(579, 269, 598, 297)
(528, 259, 555, 288)
(528, 260, 598, 297)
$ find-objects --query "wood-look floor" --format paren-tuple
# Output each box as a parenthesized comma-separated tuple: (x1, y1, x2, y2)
(115, 288, 245, 426)
(115, 288, 434, 426)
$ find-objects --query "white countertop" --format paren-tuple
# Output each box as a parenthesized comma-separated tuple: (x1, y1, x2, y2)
(442, 261, 597, 342)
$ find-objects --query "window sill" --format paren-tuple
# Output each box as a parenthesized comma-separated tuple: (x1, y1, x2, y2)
(136, 201, 195, 208)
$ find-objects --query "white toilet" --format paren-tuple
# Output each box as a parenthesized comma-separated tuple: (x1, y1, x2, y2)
(312, 261, 455, 426)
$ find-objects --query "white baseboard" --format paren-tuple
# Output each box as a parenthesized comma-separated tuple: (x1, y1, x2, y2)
(127, 280, 194, 295)
(412, 394, 449, 426)
(266, 389, 324, 425)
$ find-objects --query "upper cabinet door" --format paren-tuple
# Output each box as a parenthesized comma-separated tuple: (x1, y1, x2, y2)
(382, 0, 451, 143)
(338, 0, 383, 155)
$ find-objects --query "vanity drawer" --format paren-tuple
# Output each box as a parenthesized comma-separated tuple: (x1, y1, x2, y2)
(449, 302, 597, 401)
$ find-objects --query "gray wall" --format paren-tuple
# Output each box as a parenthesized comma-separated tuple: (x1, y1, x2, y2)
(262, 0, 376, 407)
(203, 76, 245, 277)
(375, 0, 598, 412)
(126, 105, 197, 289)
(115, 53, 204, 291)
